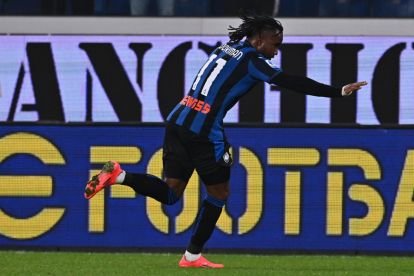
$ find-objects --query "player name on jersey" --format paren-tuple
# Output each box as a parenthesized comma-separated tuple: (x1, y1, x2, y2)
(218, 44, 243, 60)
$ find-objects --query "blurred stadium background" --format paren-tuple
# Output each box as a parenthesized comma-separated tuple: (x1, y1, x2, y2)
(1, 0, 414, 274)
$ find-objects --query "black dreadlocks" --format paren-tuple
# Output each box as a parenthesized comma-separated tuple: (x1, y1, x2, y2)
(228, 13, 283, 43)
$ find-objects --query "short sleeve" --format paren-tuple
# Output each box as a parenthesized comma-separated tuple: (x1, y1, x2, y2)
(248, 54, 282, 83)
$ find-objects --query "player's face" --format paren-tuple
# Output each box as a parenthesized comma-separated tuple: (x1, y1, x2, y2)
(256, 31, 283, 59)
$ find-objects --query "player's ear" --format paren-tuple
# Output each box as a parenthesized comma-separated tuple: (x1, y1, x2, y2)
(257, 33, 264, 46)
(255, 35, 264, 49)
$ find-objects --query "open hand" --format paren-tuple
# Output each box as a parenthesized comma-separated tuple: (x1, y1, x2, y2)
(342, 81, 368, 96)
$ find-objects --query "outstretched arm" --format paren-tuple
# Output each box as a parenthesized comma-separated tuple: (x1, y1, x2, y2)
(270, 72, 367, 98)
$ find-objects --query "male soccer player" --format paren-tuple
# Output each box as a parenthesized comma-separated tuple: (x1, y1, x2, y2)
(84, 13, 367, 268)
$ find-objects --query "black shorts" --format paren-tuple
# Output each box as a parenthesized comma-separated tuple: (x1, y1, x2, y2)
(162, 123, 232, 185)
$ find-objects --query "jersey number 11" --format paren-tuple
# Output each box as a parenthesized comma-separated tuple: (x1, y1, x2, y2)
(192, 54, 227, 97)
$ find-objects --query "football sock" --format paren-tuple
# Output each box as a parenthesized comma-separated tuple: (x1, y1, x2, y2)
(187, 195, 226, 254)
(184, 251, 201, 261)
(115, 170, 126, 184)
(122, 172, 180, 205)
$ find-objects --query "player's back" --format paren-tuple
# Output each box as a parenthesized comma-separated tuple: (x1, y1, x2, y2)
(167, 40, 279, 142)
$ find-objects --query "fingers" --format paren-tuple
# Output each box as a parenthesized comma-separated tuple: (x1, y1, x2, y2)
(356, 81, 368, 86)
(351, 81, 368, 90)
(351, 81, 368, 89)
(341, 81, 368, 96)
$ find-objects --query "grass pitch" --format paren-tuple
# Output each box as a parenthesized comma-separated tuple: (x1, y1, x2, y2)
(1, 251, 414, 275)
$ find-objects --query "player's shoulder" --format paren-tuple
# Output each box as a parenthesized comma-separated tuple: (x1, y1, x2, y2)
(249, 52, 278, 69)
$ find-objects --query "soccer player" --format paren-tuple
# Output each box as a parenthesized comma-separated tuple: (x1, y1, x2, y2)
(84, 13, 367, 268)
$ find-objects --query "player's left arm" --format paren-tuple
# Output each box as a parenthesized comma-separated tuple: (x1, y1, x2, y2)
(248, 55, 367, 98)
(270, 72, 368, 98)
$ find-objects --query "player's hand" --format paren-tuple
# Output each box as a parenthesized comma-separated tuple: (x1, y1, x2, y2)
(341, 81, 368, 96)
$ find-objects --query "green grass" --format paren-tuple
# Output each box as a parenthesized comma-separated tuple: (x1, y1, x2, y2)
(1, 251, 414, 275)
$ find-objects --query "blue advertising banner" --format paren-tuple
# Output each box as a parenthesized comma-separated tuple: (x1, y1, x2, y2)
(0, 125, 414, 252)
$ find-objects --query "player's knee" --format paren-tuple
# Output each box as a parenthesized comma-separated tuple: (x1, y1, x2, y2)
(166, 178, 187, 199)
(219, 190, 229, 201)
(206, 183, 230, 201)
(165, 188, 181, 205)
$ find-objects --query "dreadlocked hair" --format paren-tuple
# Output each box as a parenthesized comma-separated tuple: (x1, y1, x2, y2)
(228, 12, 283, 43)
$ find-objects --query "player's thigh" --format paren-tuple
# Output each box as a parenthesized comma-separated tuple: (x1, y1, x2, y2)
(162, 124, 194, 183)
(191, 140, 232, 186)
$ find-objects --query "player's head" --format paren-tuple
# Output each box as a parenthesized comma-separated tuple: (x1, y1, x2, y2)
(228, 12, 284, 59)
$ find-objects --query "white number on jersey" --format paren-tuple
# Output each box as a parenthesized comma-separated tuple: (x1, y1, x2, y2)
(192, 54, 217, 91)
(191, 54, 228, 97)
(201, 58, 226, 96)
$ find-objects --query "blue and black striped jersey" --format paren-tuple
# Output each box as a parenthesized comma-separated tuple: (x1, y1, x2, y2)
(167, 40, 282, 143)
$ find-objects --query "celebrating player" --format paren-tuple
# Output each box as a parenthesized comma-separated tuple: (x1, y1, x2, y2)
(84, 12, 367, 268)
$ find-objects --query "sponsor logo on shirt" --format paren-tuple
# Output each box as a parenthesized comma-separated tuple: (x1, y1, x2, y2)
(180, 95, 211, 114)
